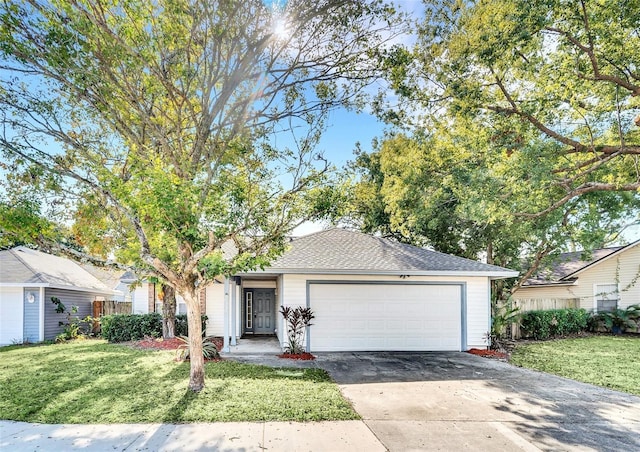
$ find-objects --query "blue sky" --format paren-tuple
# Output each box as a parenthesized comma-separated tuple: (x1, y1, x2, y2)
(316, 109, 386, 167)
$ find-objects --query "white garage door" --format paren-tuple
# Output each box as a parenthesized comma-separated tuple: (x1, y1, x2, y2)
(309, 283, 462, 352)
(0, 287, 24, 345)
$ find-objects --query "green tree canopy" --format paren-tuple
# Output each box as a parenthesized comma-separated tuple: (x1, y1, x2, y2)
(378, 0, 640, 215)
(340, 0, 640, 296)
(0, 0, 403, 390)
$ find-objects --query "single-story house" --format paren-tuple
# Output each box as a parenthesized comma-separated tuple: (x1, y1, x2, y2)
(512, 239, 640, 313)
(0, 246, 118, 345)
(202, 229, 517, 352)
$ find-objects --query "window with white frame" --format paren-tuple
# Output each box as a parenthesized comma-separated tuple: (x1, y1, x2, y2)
(246, 291, 253, 329)
(594, 284, 619, 312)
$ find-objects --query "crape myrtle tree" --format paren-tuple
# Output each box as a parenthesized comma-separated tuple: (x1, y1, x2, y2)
(0, 0, 404, 391)
(345, 0, 640, 296)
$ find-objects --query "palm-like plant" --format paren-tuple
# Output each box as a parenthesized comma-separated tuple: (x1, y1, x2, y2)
(176, 336, 220, 361)
(600, 305, 640, 334)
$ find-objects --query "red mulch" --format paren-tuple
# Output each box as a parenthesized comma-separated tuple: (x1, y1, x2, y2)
(467, 348, 508, 359)
(130, 337, 184, 350)
(278, 352, 316, 360)
(129, 336, 224, 353)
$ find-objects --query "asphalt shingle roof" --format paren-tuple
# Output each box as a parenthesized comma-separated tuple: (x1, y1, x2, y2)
(524, 242, 637, 286)
(267, 229, 516, 275)
(0, 246, 113, 293)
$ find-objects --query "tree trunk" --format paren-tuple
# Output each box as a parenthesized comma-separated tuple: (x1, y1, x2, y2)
(162, 284, 176, 339)
(182, 288, 205, 392)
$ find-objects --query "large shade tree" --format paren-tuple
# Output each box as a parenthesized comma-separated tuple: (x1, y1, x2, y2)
(380, 0, 640, 214)
(343, 0, 640, 297)
(0, 0, 403, 391)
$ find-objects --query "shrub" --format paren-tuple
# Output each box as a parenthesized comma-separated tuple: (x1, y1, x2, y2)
(520, 308, 590, 340)
(51, 297, 94, 342)
(101, 313, 208, 342)
(175, 314, 208, 337)
(591, 304, 640, 334)
(175, 336, 220, 361)
(280, 306, 314, 355)
(489, 301, 519, 349)
(101, 313, 162, 342)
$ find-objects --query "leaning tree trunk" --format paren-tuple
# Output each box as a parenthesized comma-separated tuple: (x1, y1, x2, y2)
(182, 288, 205, 392)
(162, 284, 176, 339)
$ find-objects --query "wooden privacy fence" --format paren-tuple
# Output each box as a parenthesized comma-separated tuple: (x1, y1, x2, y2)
(93, 299, 132, 317)
(511, 298, 580, 339)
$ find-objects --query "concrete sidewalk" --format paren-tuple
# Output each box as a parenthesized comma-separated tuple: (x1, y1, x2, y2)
(0, 420, 386, 451)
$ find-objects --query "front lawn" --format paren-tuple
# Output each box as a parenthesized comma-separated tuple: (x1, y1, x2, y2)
(0, 340, 357, 424)
(511, 335, 640, 396)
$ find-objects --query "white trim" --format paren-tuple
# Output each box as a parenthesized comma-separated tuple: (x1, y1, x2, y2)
(0, 283, 49, 287)
(39, 286, 45, 342)
(519, 281, 578, 289)
(231, 280, 237, 346)
(259, 268, 518, 279)
(0, 282, 117, 296)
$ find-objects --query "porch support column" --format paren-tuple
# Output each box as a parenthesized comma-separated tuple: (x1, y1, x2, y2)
(223, 277, 230, 352)
(230, 277, 237, 346)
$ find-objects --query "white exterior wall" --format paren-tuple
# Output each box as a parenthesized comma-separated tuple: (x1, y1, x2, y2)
(280, 274, 491, 350)
(205, 282, 225, 336)
(513, 245, 640, 311)
(0, 287, 24, 345)
(132, 283, 150, 314)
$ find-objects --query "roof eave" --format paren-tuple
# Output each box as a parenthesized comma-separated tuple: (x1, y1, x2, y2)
(0, 283, 50, 288)
(520, 281, 577, 288)
(46, 284, 119, 295)
(255, 267, 519, 278)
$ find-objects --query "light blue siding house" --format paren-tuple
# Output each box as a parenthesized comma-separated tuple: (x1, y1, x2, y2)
(0, 247, 118, 345)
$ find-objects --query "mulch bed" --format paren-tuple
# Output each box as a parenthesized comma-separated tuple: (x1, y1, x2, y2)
(467, 348, 508, 359)
(128, 336, 224, 353)
(277, 352, 316, 360)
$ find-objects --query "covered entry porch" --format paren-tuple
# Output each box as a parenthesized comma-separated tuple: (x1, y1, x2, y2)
(219, 275, 281, 352)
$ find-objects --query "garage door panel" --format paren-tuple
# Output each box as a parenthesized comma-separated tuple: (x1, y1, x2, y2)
(309, 283, 462, 352)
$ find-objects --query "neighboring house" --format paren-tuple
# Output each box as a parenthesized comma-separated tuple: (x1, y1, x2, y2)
(0, 246, 118, 345)
(512, 240, 640, 313)
(79, 266, 153, 314)
(202, 229, 517, 352)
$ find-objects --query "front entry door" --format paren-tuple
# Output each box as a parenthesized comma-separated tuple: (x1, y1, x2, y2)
(253, 289, 276, 334)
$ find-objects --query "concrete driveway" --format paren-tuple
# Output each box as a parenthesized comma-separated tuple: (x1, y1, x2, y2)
(314, 352, 640, 452)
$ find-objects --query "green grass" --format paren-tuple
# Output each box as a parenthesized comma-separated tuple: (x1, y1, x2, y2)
(511, 335, 640, 396)
(0, 339, 358, 424)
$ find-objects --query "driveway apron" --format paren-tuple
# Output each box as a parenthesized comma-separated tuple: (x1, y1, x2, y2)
(315, 352, 640, 452)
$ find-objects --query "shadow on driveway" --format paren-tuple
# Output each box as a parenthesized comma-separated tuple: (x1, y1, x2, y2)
(313, 352, 640, 451)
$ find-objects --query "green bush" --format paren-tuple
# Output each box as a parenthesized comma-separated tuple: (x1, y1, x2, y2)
(100, 313, 208, 342)
(175, 314, 208, 337)
(520, 308, 590, 340)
